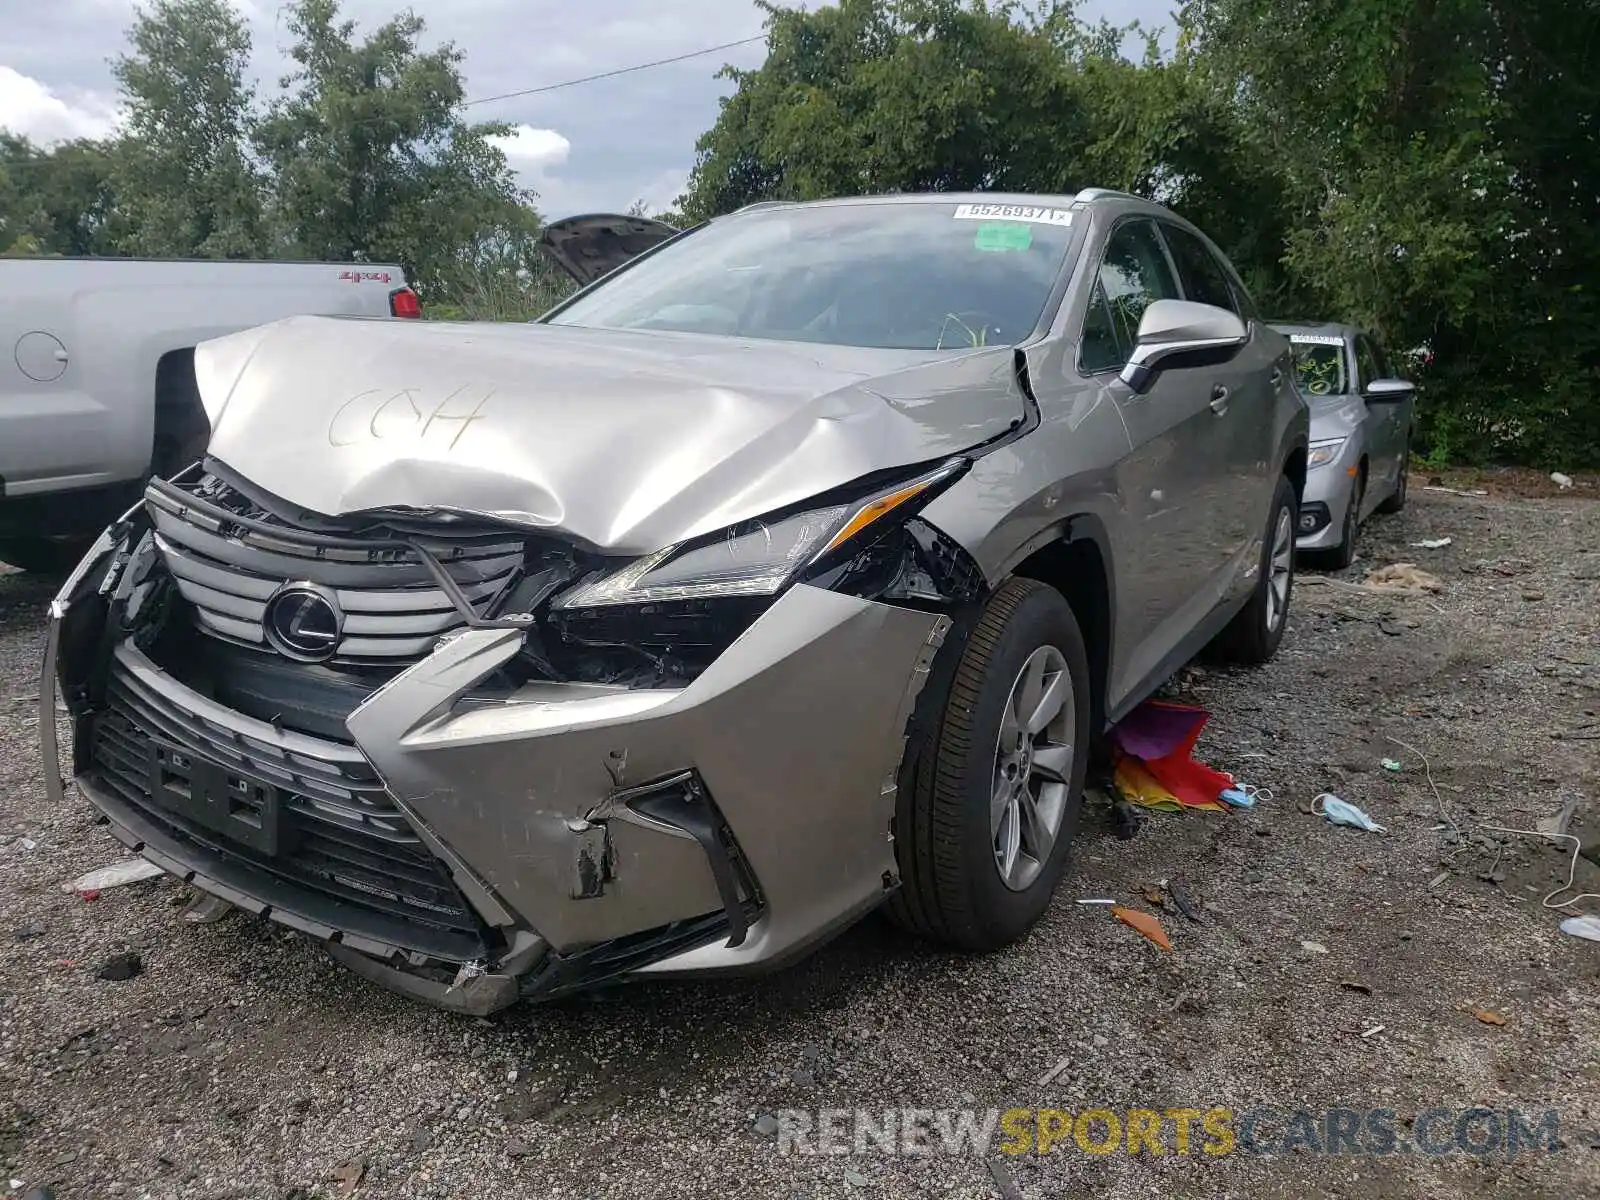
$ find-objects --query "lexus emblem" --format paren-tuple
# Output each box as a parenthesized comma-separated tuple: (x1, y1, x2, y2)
(262, 583, 343, 662)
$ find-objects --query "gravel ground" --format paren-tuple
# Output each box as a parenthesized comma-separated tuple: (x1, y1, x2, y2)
(2, 479, 1597, 1200)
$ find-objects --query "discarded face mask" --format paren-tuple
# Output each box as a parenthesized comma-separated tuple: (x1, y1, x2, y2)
(1312, 793, 1387, 833)
(1219, 783, 1270, 809)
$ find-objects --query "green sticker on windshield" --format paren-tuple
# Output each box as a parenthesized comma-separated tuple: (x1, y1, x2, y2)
(973, 222, 1032, 252)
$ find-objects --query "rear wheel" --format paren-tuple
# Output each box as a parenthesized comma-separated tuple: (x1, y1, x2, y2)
(885, 578, 1090, 951)
(1215, 474, 1297, 664)
(0, 536, 91, 575)
(1375, 435, 1410, 514)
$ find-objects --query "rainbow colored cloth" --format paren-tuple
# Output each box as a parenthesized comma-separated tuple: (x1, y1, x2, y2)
(1109, 699, 1234, 813)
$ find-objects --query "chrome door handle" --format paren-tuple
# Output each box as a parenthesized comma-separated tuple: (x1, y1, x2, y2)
(1209, 385, 1230, 415)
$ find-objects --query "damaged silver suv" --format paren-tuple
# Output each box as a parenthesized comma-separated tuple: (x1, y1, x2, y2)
(42, 192, 1308, 1014)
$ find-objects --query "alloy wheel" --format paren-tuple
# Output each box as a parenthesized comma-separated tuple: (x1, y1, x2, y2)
(1265, 506, 1294, 633)
(991, 645, 1075, 892)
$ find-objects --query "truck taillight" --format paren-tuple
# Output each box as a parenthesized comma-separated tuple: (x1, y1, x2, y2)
(389, 287, 422, 319)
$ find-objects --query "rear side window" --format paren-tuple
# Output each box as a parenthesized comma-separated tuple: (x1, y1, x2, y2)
(1080, 219, 1181, 372)
(1161, 222, 1238, 314)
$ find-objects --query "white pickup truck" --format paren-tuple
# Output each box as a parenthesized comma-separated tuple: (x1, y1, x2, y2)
(0, 257, 419, 572)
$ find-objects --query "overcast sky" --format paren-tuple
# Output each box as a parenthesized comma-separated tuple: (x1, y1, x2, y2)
(0, 0, 1174, 216)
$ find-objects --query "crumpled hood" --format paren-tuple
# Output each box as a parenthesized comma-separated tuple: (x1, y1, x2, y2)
(192, 315, 1024, 554)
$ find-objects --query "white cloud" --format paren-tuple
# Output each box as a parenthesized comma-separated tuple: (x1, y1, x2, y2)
(488, 124, 571, 170)
(630, 167, 689, 215)
(0, 66, 119, 143)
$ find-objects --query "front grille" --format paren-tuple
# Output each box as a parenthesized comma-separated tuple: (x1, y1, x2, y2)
(145, 470, 527, 664)
(87, 644, 487, 957)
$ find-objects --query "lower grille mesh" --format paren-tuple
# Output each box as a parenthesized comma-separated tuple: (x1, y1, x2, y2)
(87, 650, 485, 951)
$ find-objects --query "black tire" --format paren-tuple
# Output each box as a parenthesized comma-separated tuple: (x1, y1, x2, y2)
(884, 577, 1091, 951)
(1311, 468, 1363, 571)
(1215, 474, 1297, 665)
(1375, 436, 1410, 515)
(0, 536, 92, 575)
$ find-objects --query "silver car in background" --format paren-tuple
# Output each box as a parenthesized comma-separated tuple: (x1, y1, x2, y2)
(44, 191, 1308, 1014)
(1270, 322, 1417, 567)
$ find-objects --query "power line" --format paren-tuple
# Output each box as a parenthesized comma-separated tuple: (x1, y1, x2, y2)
(464, 35, 767, 108)
(0, 32, 771, 167)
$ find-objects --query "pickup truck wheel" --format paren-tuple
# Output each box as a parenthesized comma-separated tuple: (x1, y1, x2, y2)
(0, 536, 91, 575)
(885, 577, 1089, 951)
(1215, 474, 1297, 664)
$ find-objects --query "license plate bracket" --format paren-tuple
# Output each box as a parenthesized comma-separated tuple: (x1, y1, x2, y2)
(148, 741, 284, 856)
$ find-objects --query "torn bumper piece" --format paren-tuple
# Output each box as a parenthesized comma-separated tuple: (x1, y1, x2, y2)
(46, 562, 949, 1011)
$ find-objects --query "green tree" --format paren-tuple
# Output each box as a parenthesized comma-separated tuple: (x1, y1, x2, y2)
(255, 0, 534, 298)
(682, 0, 1116, 220)
(1450, 0, 1600, 465)
(0, 134, 124, 256)
(0, 134, 51, 255)
(111, 0, 268, 257)
(1183, 0, 1597, 465)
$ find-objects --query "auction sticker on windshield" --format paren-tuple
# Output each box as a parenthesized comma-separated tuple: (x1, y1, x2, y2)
(1288, 333, 1345, 346)
(974, 223, 1034, 252)
(953, 203, 1073, 226)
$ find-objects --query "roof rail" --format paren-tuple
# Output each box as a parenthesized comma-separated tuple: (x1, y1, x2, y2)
(733, 200, 792, 214)
(1073, 187, 1145, 205)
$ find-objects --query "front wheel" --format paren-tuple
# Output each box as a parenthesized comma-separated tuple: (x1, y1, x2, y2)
(885, 578, 1091, 951)
(1313, 470, 1363, 571)
(1215, 475, 1297, 665)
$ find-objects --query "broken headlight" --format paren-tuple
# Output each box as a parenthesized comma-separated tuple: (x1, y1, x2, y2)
(551, 459, 970, 610)
(542, 460, 977, 684)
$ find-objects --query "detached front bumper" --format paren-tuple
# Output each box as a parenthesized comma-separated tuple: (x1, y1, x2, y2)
(44, 540, 950, 1012)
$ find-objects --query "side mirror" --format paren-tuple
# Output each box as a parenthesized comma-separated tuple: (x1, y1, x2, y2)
(1119, 299, 1249, 394)
(1363, 378, 1415, 403)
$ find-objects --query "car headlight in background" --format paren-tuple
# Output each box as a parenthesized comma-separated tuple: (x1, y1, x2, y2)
(552, 460, 969, 610)
(1308, 438, 1347, 469)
